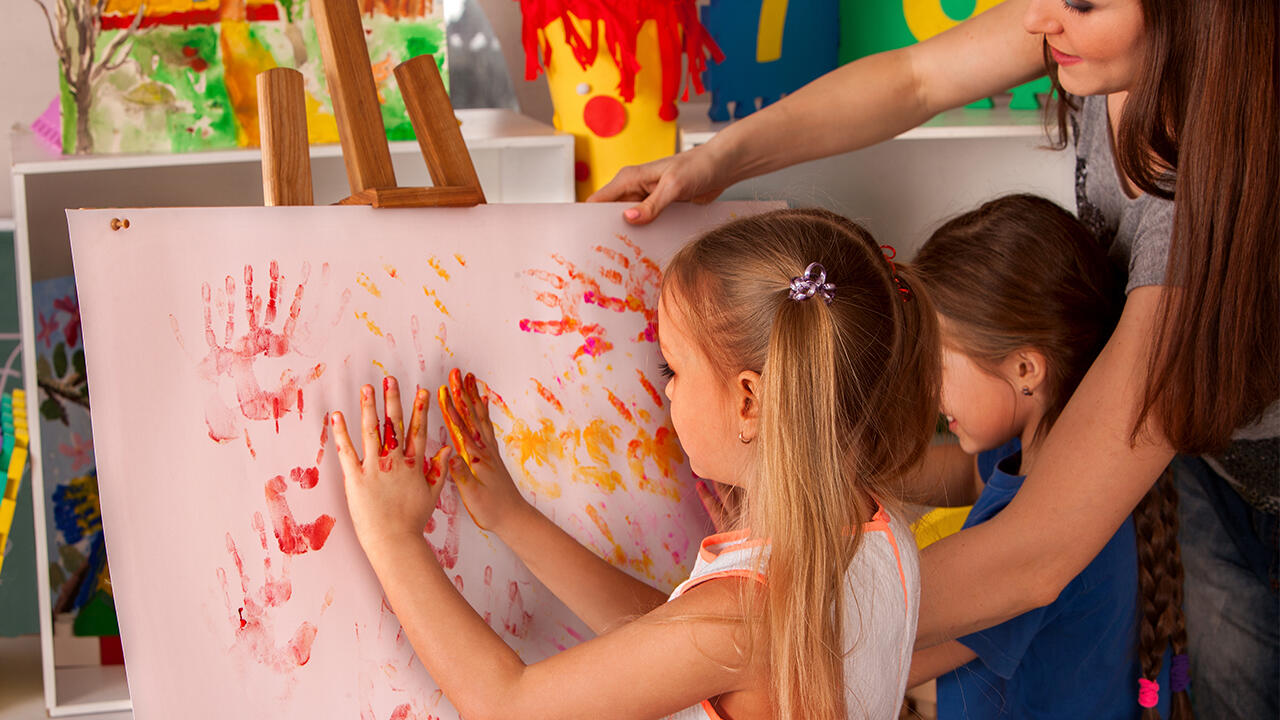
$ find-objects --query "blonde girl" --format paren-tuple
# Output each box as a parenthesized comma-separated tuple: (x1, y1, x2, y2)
(330, 208, 940, 720)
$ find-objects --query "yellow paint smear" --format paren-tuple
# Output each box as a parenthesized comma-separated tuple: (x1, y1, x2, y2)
(356, 272, 382, 297)
(354, 310, 384, 337)
(422, 286, 451, 317)
(427, 256, 451, 281)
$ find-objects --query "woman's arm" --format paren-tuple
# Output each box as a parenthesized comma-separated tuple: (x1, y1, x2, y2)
(333, 382, 759, 720)
(915, 287, 1176, 648)
(438, 369, 670, 633)
(903, 443, 981, 508)
(907, 641, 978, 688)
(591, 0, 1045, 222)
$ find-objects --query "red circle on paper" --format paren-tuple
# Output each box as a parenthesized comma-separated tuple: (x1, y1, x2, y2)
(182, 45, 197, 57)
(575, 161, 591, 182)
(192, 58, 208, 72)
(583, 96, 627, 138)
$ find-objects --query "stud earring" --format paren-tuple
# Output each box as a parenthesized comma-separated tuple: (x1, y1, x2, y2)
(1021, 387, 1033, 397)
(738, 431, 752, 444)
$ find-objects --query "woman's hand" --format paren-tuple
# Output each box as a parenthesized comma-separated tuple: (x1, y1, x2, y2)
(332, 377, 452, 558)
(438, 368, 531, 534)
(587, 144, 731, 225)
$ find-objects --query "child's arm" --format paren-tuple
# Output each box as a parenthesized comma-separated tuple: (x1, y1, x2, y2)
(907, 641, 978, 689)
(903, 442, 982, 508)
(440, 370, 669, 632)
(333, 381, 760, 720)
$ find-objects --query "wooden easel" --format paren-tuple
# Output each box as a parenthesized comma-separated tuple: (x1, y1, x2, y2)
(256, 0, 486, 208)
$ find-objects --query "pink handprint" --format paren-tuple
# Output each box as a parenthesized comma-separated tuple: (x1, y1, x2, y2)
(517, 234, 664, 360)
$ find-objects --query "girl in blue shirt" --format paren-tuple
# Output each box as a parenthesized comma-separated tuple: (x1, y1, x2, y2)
(905, 194, 1187, 719)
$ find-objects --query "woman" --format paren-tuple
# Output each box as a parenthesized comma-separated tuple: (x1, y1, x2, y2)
(591, 1, 1278, 717)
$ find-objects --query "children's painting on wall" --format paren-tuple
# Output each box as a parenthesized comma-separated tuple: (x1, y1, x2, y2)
(32, 0, 446, 154)
(33, 276, 124, 660)
(68, 202, 775, 718)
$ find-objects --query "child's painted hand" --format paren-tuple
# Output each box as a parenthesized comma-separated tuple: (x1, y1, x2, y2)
(331, 377, 452, 558)
(438, 368, 530, 534)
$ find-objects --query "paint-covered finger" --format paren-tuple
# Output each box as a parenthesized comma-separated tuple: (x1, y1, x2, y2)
(381, 376, 403, 456)
(446, 454, 486, 529)
(448, 368, 479, 438)
(329, 412, 364, 481)
(438, 385, 473, 466)
(359, 385, 381, 466)
(455, 373, 487, 448)
(425, 445, 452, 486)
(463, 371, 491, 422)
(405, 387, 429, 460)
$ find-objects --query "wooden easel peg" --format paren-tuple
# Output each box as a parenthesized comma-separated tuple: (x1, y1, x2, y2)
(258, 68, 314, 207)
(309, 0, 485, 209)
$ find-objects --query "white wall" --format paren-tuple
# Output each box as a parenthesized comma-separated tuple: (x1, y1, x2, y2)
(1, 1, 63, 220)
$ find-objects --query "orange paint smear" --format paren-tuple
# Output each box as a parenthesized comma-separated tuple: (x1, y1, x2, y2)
(503, 417, 565, 499)
(584, 504, 653, 577)
(575, 419, 624, 492)
(627, 423, 686, 500)
(354, 310, 384, 337)
(427, 256, 451, 281)
(434, 321, 453, 356)
(606, 390, 634, 424)
(355, 272, 381, 297)
(636, 370, 663, 407)
(532, 378, 564, 413)
(372, 359, 390, 376)
(383, 264, 399, 279)
(453, 254, 467, 267)
(422, 286, 451, 317)
(483, 382, 515, 421)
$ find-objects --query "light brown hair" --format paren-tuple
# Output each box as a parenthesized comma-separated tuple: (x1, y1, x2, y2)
(663, 208, 940, 720)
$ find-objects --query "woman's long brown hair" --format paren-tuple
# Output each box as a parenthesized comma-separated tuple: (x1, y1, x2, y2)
(1047, 0, 1279, 453)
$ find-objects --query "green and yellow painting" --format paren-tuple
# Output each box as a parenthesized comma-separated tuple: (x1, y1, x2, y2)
(50, 0, 447, 154)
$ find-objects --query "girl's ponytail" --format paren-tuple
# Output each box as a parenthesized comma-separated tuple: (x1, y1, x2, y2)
(1134, 469, 1194, 719)
(756, 279, 864, 720)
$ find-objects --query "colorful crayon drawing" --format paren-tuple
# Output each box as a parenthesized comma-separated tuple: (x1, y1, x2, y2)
(67, 202, 778, 718)
(32, 0, 446, 154)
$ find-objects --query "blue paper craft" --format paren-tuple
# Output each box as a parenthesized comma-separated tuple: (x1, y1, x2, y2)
(701, 0, 839, 121)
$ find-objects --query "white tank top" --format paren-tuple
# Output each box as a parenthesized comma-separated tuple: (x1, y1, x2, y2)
(664, 503, 920, 720)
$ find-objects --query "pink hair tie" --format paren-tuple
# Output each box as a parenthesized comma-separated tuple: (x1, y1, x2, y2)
(1137, 678, 1160, 709)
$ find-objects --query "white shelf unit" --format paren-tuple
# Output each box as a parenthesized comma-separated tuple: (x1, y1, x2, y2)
(9, 107, 573, 718)
(675, 96, 1076, 258)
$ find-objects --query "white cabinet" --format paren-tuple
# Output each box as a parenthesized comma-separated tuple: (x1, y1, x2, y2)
(9, 108, 572, 717)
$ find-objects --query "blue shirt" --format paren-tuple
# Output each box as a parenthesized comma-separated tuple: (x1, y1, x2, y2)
(935, 439, 1170, 719)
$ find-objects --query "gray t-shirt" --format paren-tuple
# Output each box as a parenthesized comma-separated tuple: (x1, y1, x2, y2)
(1073, 94, 1278, 513)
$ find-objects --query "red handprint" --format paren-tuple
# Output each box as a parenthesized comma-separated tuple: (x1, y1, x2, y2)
(171, 260, 338, 446)
(216, 514, 334, 672)
(216, 427, 335, 671)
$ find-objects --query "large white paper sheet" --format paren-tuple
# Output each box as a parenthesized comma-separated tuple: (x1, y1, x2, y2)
(67, 202, 777, 719)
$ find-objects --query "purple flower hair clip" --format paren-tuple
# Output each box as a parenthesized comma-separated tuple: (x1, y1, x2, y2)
(789, 262, 836, 305)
